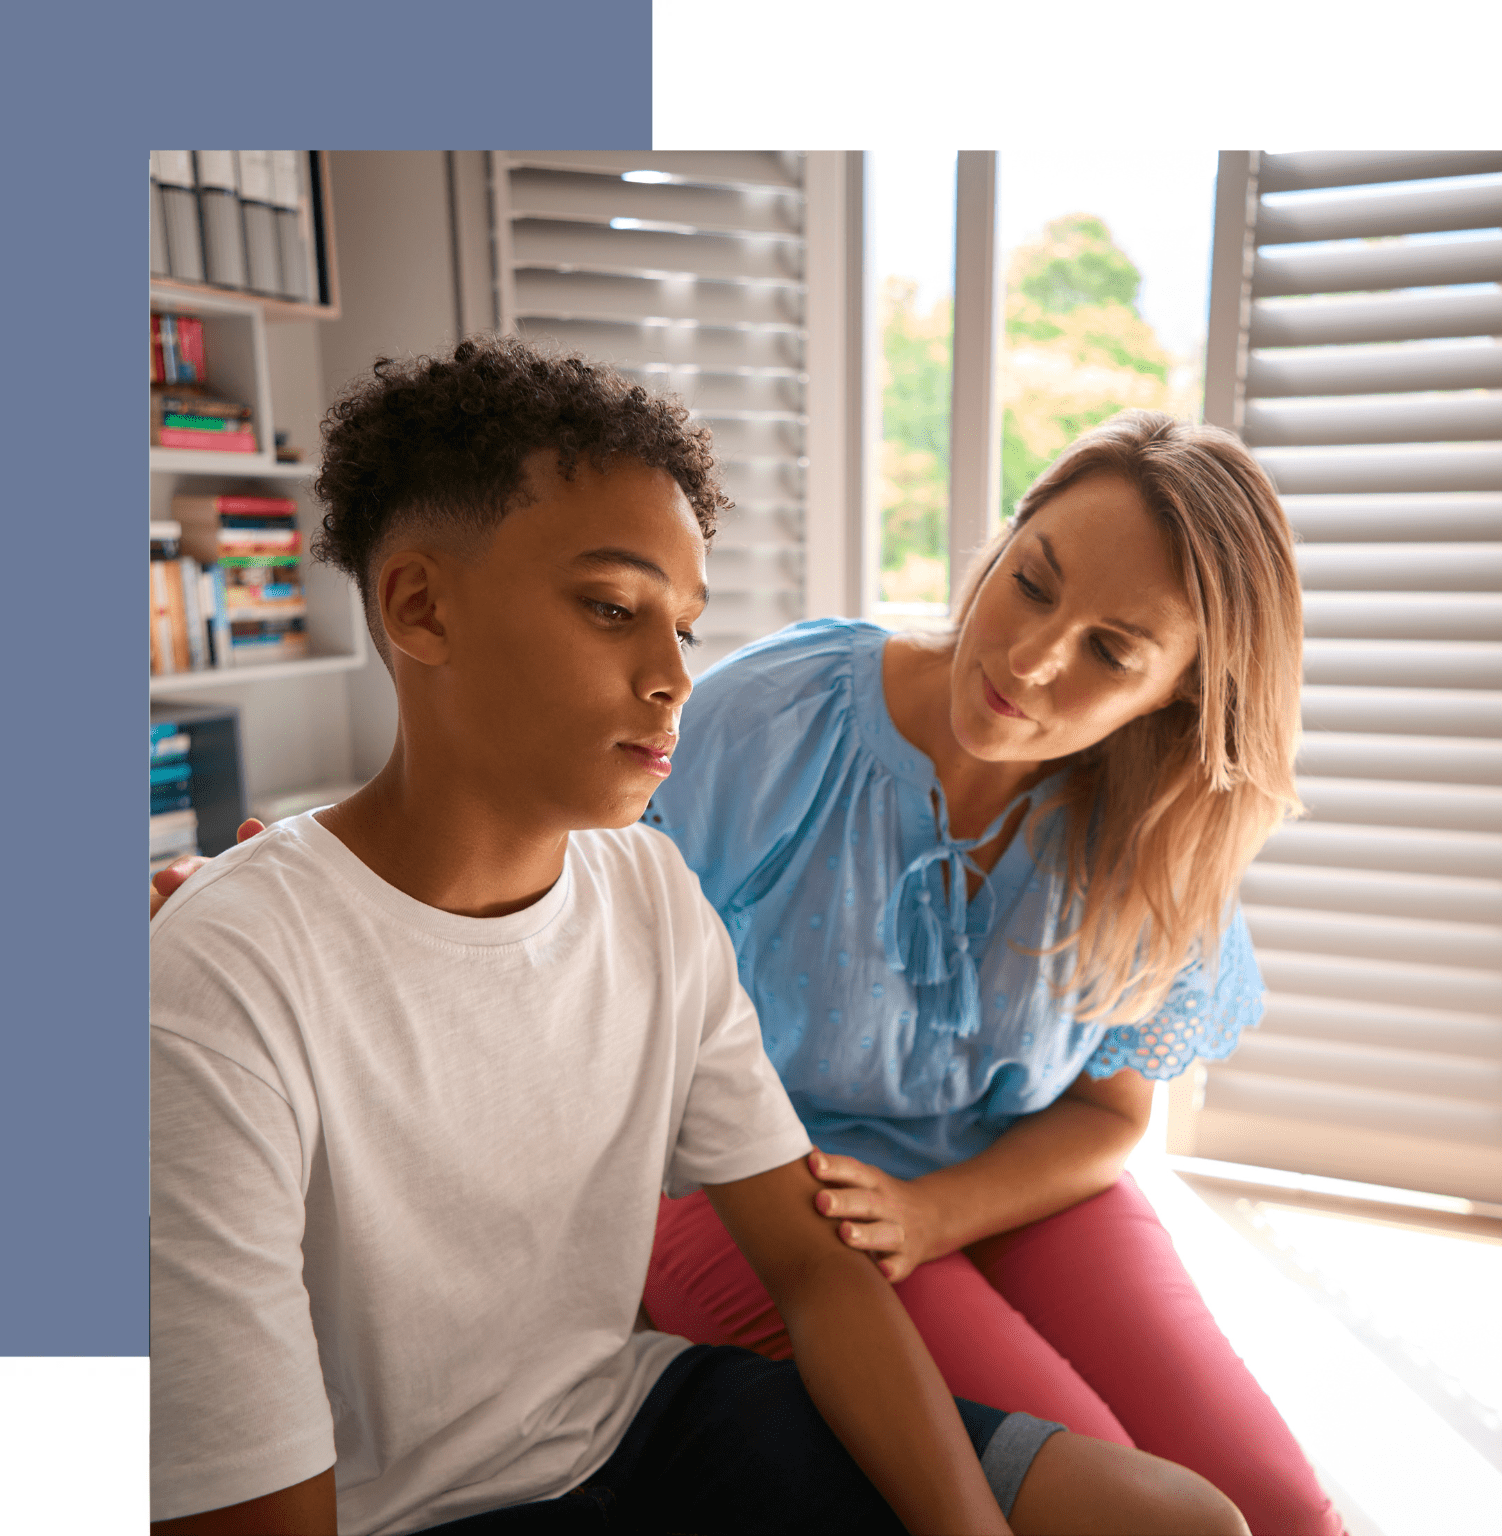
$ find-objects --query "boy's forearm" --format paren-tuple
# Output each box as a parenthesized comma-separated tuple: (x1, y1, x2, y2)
(776, 1248, 1011, 1535)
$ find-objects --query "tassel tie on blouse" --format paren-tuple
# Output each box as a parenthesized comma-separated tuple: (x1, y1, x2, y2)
(879, 837, 998, 1040)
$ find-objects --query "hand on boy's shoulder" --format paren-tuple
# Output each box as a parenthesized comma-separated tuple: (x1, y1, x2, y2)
(150, 820, 266, 921)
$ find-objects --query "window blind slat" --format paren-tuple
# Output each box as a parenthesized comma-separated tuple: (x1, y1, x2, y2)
(1245, 393, 1502, 448)
(1249, 343, 1502, 400)
(1257, 150, 1502, 194)
(1259, 991, 1502, 1058)
(1293, 775, 1502, 834)
(514, 270, 803, 329)
(513, 317, 805, 373)
(1241, 862, 1502, 924)
(511, 219, 804, 284)
(1301, 591, 1501, 640)
(720, 459, 804, 505)
(701, 546, 803, 589)
(1300, 640, 1502, 691)
(1282, 493, 1502, 542)
(1253, 947, 1502, 1016)
(1295, 542, 1502, 589)
(1296, 726, 1502, 780)
(1203, 1069, 1502, 1144)
(1254, 443, 1502, 494)
(1254, 180, 1502, 245)
(508, 151, 800, 190)
(508, 169, 802, 237)
(709, 507, 803, 551)
(1230, 1032, 1502, 1104)
(1250, 289, 1502, 348)
(1252, 235, 1502, 298)
(691, 589, 803, 637)
(1300, 685, 1502, 737)
(1258, 820, 1502, 880)
(1243, 903, 1501, 970)
(660, 373, 806, 417)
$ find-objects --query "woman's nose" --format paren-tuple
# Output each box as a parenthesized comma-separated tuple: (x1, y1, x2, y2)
(1009, 620, 1066, 687)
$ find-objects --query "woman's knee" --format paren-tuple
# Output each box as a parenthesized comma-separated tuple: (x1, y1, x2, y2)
(1009, 1431, 1249, 1536)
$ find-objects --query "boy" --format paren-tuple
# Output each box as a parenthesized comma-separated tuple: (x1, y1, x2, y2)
(150, 338, 1245, 1535)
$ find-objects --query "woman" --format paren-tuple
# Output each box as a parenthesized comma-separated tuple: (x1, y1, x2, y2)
(639, 412, 1344, 1536)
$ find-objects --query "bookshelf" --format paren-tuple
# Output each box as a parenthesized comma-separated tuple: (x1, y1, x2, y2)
(149, 281, 366, 700)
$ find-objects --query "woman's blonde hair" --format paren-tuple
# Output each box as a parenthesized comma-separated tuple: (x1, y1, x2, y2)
(953, 410, 1304, 1023)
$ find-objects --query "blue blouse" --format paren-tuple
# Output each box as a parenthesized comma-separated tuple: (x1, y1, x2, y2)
(645, 618, 1263, 1181)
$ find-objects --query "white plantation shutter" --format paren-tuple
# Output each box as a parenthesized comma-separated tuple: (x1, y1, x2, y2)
(491, 151, 856, 673)
(1176, 150, 1502, 1205)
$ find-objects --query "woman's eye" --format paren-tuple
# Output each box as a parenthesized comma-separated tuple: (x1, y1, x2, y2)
(677, 629, 701, 650)
(1092, 636, 1126, 672)
(588, 601, 631, 623)
(1012, 571, 1046, 601)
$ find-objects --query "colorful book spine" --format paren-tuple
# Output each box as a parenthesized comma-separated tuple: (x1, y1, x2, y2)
(150, 314, 206, 385)
(153, 426, 257, 453)
(208, 566, 233, 668)
(173, 495, 297, 517)
(149, 557, 190, 674)
(163, 414, 249, 432)
(151, 732, 192, 759)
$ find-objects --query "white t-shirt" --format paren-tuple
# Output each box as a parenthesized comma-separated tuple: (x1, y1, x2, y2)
(150, 813, 813, 1534)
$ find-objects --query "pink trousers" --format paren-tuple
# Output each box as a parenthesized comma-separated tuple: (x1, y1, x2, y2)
(645, 1174, 1344, 1536)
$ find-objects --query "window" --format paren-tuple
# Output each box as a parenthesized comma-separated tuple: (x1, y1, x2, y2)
(1182, 150, 1502, 1206)
(490, 151, 862, 671)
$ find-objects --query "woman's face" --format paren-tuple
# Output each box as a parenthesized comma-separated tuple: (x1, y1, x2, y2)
(950, 472, 1200, 766)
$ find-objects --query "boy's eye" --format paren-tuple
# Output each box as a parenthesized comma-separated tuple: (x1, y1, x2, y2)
(677, 629, 701, 650)
(587, 600, 631, 623)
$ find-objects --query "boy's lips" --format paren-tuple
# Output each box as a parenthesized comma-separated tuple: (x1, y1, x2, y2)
(618, 739, 675, 778)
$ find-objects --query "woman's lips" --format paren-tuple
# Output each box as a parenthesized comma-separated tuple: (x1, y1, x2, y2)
(618, 742, 674, 778)
(982, 674, 1028, 720)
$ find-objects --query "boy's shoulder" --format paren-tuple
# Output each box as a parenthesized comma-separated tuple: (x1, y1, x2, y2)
(568, 820, 705, 908)
(150, 814, 332, 946)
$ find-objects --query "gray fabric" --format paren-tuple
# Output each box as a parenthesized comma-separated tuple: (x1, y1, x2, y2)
(980, 1411, 1068, 1516)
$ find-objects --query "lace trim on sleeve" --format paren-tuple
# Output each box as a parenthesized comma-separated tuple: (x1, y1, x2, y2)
(1082, 913, 1265, 1081)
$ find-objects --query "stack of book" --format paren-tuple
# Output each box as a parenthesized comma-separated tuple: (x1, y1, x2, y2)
(174, 495, 308, 665)
(150, 521, 229, 676)
(151, 313, 257, 452)
(151, 314, 205, 384)
(150, 722, 199, 874)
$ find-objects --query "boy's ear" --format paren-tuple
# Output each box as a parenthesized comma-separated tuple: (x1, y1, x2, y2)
(379, 550, 449, 666)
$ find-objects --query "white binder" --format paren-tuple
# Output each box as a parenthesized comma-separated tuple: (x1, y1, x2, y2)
(196, 151, 248, 290)
(270, 151, 312, 302)
(237, 150, 281, 296)
(153, 151, 203, 283)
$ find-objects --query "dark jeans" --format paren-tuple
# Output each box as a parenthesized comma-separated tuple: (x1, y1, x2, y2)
(420, 1343, 1035, 1534)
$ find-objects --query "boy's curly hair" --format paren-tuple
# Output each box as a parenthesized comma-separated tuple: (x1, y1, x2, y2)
(311, 335, 730, 647)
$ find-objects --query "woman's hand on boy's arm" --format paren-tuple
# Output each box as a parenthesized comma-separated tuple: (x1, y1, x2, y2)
(707, 1157, 1012, 1536)
(812, 1067, 1154, 1280)
(808, 1149, 946, 1284)
(151, 820, 265, 919)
